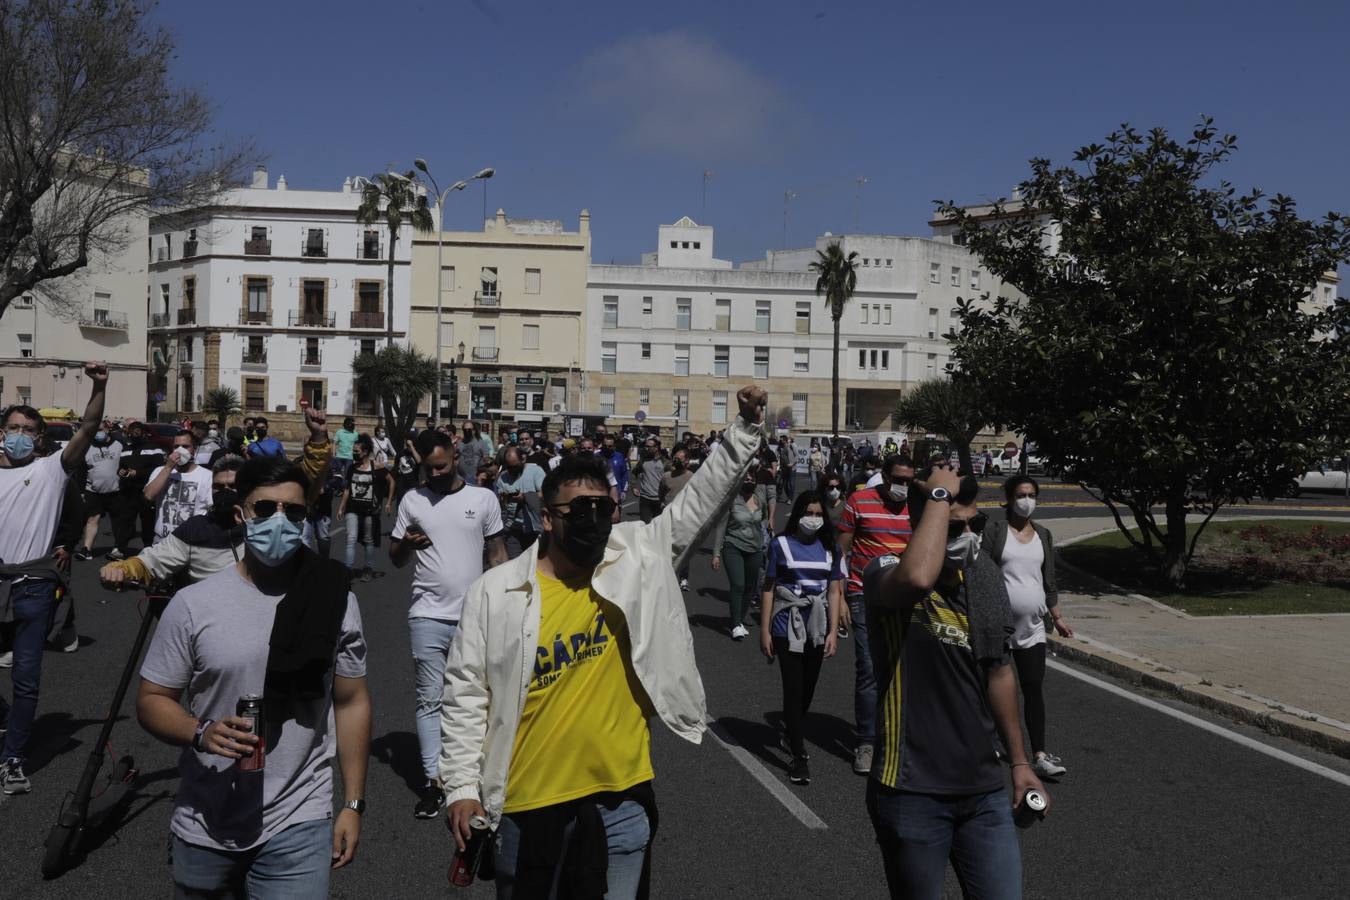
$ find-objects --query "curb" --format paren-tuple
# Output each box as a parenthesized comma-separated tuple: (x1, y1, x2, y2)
(1048, 635, 1350, 761)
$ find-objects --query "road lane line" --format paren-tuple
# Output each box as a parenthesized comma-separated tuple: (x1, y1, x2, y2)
(1049, 660, 1350, 789)
(706, 718, 828, 830)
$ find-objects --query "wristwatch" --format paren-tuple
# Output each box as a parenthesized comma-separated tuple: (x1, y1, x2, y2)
(192, 718, 215, 753)
(344, 799, 366, 814)
(928, 486, 954, 504)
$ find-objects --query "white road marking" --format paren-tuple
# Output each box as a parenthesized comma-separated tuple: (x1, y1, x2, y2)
(706, 719, 828, 830)
(1049, 660, 1350, 789)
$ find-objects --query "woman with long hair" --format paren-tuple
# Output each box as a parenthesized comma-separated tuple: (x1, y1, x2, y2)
(336, 435, 393, 581)
(759, 490, 842, 786)
(711, 468, 774, 640)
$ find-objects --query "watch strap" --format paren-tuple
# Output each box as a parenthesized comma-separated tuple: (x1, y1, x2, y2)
(344, 798, 366, 814)
(192, 718, 215, 753)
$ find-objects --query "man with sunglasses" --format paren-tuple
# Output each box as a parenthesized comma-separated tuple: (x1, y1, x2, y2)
(863, 465, 1047, 900)
(391, 430, 507, 820)
(442, 385, 768, 899)
(837, 453, 916, 776)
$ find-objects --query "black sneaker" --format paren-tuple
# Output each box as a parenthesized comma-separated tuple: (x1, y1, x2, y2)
(778, 733, 809, 761)
(75, 547, 93, 561)
(1, 758, 31, 795)
(413, 782, 445, 819)
(105, 548, 125, 561)
(788, 756, 810, 785)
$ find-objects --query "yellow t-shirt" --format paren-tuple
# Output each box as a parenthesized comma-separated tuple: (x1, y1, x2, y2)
(502, 571, 654, 813)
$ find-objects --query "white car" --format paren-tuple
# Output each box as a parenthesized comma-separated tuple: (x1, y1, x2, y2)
(1293, 459, 1350, 495)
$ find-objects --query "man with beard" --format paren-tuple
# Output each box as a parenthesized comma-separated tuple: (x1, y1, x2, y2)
(390, 431, 506, 819)
(143, 430, 215, 544)
(442, 385, 766, 899)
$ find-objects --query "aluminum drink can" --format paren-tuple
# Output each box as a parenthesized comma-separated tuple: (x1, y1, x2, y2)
(1015, 788, 1046, 828)
(236, 694, 265, 772)
(448, 815, 491, 887)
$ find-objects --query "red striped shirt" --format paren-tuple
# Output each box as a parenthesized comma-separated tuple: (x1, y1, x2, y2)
(838, 488, 912, 594)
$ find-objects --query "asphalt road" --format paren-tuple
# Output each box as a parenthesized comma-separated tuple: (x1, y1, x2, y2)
(3, 498, 1349, 899)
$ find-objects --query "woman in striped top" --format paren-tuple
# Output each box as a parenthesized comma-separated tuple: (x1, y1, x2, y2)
(759, 490, 843, 786)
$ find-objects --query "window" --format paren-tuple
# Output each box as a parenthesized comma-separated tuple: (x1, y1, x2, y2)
(302, 280, 326, 315)
(244, 377, 266, 411)
(927, 353, 938, 377)
(676, 298, 691, 330)
(181, 337, 194, 362)
(674, 345, 690, 376)
(522, 324, 539, 349)
(715, 299, 731, 331)
(673, 389, 688, 420)
(639, 388, 650, 406)
(714, 345, 729, 377)
(670, 241, 678, 249)
(711, 391, 728, 424)
(182, 277, 195, 310)
(363, 229, 381, 259)
(640, 342, 651, 359)
(359, 339, 375, 357)
(303, 337, 320, 365)
(791, 393, 808, 426)
(754, 347, 769, 379)
(439, 320, 453, 354)
(795, 302, 810, 334)
(305, 228, 326, 257)
(160, 283, 170, 310)
(886, 258, 893, 267)
(245, 335, 265, 361)
(480, 267, 498, 298)
(881, 349, 890, 369)
(93, 290, 113, 324)
(478, 325, 496, 349)
(642, 296, 653, 316)
(928, 308, 939, 339)
(357, 282, 380, 313)
(246, 278, 268, 316)
(599, 388, 615, 416)
(603, 296, 618, 328)
(859, 304, 868, 325)
(930, 263, 940, 284)
(755, 300, 771, 333)
(870, 349, 878, 369)
(794, 348, 809, 372)
(15, 294, 33, 308)
(300, 379, 324, 409)
(18, 333, 33, 358)
(602, 341, 617, 373)
(525, 268, 541, 294)
(682, 241, 690, 249)
(251, 226, 267, 242)
(951, 266, 960, 286)
(873, 304, 882, 324)
(859, 349, 867, 368)
(693, 241, 701, 249)
(883, 305, 892, 325)
(439, 266, 455, 292)
(970, 269, 980, 290)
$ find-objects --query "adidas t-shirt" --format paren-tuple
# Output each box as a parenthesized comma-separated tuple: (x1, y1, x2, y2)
(392, 481, 503, 621)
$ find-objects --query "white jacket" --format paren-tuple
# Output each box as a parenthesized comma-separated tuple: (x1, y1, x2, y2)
(438, 416, 762, 824)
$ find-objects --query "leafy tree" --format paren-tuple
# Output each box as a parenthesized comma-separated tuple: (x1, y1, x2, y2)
(351, 345, 438, 450)
(202, 386, 241, 427)
(355, 172, 434, 347)
(809, 242, 859, 438)
(0, 0, 249, 319)
(892, 379, 989, 474)
(937, 119, 1350, 587)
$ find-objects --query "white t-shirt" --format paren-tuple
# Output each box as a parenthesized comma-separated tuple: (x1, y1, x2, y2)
(0, 454, 69, 565)
(1000, 530, 1047, 649)
(392, 482, 504, 621)
(371, 435, 395, 469)
(85, 441, 124, 493)
(148, 464, 215, 543)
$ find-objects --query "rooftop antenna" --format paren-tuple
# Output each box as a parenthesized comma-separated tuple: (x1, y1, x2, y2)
(783, 190, 797, 249)
(702, 170, 715, 211)
(854, 176, 868, 232)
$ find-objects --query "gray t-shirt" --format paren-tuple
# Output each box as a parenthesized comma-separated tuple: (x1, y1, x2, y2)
(457, 438, 485, 482)
(635, 458, 666, 500)
(84, 440, 123, 494)
(140, 564, 367, 851)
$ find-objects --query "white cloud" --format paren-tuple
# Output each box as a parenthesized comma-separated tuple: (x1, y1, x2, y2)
(577, 31, 792, 160)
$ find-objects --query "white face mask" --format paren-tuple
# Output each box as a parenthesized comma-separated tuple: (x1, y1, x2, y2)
(945, 531, 981, 569)
(798, 515, 824, 537)
(1013, 496, 1036, 518)
(887, 482, 908, 504)
(826, 488, 841, 501)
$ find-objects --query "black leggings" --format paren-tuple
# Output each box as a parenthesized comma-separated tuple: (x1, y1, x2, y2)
(1012, 643, 1047, 754)
(773, 637, 824, 758)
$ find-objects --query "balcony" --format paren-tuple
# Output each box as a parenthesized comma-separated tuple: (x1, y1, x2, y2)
(238, 309, 272, 326)
(244, 238, 272, 256)
(350, 310, 384, 329)
(241, 349, 268, 367)
(472, 346, 499, 362)
(301, 350, 323, 369)
(301, 242, 328, 258)
(289, 311, 336, 328)
(182, 240, 199, 258)
(149, 312, 171, 328)
(359, 240, 383, 260)
(79, 308, 129, 331)
(177, 308, 197, 326)
(474, 290, 501, 310)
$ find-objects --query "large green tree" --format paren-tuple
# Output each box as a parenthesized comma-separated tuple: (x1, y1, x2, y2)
(202, 386, 241, 427)
(351, 345, 438, 451)
(892, 379, 989, 474)
(809, 242, 859, 438)
(938, 119, 1350, 587)
(355, 171, 434, 347)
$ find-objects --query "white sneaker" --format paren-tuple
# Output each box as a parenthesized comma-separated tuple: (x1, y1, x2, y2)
(0, 651, 11, 669)
(679, 578, 689, 591)
(730, 624, 749, 641)
(1033, 753, 1066, 778)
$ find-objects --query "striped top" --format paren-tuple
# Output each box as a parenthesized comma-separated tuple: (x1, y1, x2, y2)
(765, 534, 842, 636)
(838, 487, 912, 594)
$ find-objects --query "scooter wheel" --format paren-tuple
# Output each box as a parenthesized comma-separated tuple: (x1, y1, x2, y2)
(41, 821, 81, 879)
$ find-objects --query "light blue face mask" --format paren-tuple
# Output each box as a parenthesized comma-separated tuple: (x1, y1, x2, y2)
(245, 512, 305, 567)
(4, 432, 36, 461)
(95, 430, 108, 444)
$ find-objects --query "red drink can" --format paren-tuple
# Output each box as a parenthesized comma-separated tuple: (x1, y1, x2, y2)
(236, 694, 265, 772)
(448, 815, 491, 887)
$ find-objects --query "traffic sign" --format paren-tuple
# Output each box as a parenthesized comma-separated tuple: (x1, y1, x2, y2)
(635, 410, 647, 422)
(778, 418, 789, 429)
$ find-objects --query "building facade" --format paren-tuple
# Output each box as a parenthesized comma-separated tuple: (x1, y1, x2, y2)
(145, 166, 414, 417)
(408, 208, 591, 425)
(584, 217, 1003, 437)
(0, 209, 148, 420)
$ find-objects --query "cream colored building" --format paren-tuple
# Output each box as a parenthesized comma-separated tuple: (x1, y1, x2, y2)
(409, 209, 591, 425)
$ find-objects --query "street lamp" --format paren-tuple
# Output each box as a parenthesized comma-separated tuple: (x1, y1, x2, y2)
(413, 160, 494, 418)
(450, 341, 466, 422)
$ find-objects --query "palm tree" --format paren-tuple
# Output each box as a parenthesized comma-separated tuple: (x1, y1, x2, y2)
(892, 378, 990, 474)
(202, 386, 241, 428)
(355, 172, 434, 348)
(352, 345, 439, 451)
(809, 242, 859, 438)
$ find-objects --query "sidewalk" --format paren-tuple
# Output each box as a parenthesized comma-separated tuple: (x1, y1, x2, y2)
(1040, 516, 1350, 758)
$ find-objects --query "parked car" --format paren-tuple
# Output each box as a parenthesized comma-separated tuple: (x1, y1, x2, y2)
(43, 422, 74, 450)
(1290, 459, 1350, 496)
(144, 422, 182, 452)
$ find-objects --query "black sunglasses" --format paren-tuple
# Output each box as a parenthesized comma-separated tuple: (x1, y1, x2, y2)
(248, 500, 309, 523)
(549, 495, 617, 520)
(947, 512, 989, 539)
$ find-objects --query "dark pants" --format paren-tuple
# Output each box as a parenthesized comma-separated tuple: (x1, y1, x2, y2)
(867, 782, 1023, 900)
(1, 579, 58, 762)
(721, 545, 763, 628)
(112, 491, 155, 553)
(638, 497, 662, 524)
(1012, 644, 1047, 754)
(779, 472, 795, 502)
(773, 636, 824, 757)
(849, 593, 876, 746)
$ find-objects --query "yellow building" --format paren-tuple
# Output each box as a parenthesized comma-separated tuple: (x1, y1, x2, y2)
(409, 209, 591, 430)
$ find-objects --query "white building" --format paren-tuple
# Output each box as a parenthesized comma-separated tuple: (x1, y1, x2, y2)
(145, 166, 415, 418)
(584, 217, 1002, 436)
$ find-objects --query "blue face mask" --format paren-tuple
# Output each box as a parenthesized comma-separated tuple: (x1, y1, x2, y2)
(95, 430, 108, 444)
(4, 432, 36, 461)
(245, 513, 305, 567)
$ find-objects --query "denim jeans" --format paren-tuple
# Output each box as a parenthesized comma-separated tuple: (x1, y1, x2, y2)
(170, 817, 332, 899)
(494, 798, 650, 900)
(1, 579, 58, 763)
(343, 511, 375, 569)
(866, 783, 1022, 900)
(409, 616, 458, 781)
(849, 593, 876, 746)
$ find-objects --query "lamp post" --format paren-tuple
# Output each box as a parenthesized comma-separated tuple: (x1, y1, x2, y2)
(450, 341, 465, 422)
(412, 159, 493, 418)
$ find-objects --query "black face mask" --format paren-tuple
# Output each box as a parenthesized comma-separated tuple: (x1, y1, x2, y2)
(553, 512, 612, 568)
(740, 482, 756, 495)
(426, 473, 457, 494)
(212, 489, 239, 522)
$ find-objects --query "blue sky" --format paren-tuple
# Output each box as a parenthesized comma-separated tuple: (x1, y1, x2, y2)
(155, 0, 1349, 273)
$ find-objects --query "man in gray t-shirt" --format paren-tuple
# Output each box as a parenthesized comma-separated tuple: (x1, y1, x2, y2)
(79, 432, 123, 559)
